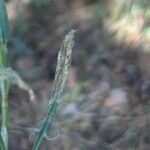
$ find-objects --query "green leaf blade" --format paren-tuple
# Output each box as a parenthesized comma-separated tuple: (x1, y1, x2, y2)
(0, 0, 10, 43)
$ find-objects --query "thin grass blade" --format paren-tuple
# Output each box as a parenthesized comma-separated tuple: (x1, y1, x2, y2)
(0, 67, 35, 101)
(0, 0, 10, 43)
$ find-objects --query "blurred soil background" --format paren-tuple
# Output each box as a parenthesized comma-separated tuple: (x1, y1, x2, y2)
(3, 0, 150, 149)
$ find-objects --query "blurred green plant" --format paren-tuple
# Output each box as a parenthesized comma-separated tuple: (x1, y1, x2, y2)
(31, 0, 43, 8)
(0, 67, 35, 101)
(64, 82, 85, 103)
(0, 1, 75, 149)
(0, 1, 35, 149)
(94, 0, 150, 44)
(0, 0, 10, 43)
(125, 128, 139, 149)
(0, 0, 10, 149)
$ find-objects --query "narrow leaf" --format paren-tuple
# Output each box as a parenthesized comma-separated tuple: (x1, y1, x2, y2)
(0, 67, 35, 101)
(0, 0, 10, 43)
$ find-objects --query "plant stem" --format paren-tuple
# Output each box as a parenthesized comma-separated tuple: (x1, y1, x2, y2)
(0, 43, 9, 150)
(1, 95, 8, 149)
(0, 0, 10, 148)
(0, 134, 5, 150)
(32, 101, 58, 150)
(32, 30, 75, 150)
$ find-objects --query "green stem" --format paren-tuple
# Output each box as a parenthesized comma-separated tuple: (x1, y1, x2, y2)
(32, 101, 58, 150)
(1, 94, 8, 149)
(0, 134, 6, 150)
(0, 0, 11, 149)
(0, 43, 9, 150)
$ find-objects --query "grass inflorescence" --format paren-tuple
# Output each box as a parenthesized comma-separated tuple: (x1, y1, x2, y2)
(32, 30, 75, 150)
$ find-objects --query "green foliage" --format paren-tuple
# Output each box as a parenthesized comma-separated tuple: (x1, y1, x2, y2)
(0, 67, 35, 101)
(125, 128, 139, 149)
(0, 135, 5, 150)
(0, 1, 75, 149)
(64, 81, 87, 104)
(0, 1, 10, 149)
(94, 0, 150, 20)
(0, 0, 10, 43)
(31, 0, 43, 8)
